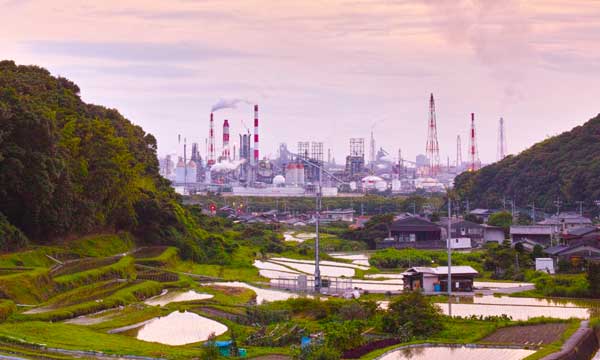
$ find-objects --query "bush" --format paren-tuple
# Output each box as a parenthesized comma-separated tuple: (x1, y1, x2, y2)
(293, 343, 341, 360)
(381, 291, 443, 338)
(324, 320, 365, 352)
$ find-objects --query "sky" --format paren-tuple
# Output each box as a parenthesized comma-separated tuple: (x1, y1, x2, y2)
(2, 0, 600, 164)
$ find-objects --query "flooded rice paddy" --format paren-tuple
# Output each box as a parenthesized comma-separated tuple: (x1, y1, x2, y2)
(329, 252, 371, 267)
(134, 311, 227, 345)
(208, 281, 300, 304)
(435, 302, 589, 320)
(283, 232, 315, 243)
(144, 290, 213, 306)
(379, 346, 535, 360)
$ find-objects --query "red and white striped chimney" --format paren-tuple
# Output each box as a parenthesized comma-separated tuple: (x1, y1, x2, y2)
(222, 119, 230, 160)
(208, 113, 215, 165)
(253, 105, 259, 164)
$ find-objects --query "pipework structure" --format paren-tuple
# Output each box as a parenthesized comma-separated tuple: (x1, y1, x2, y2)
(426, 93, 440, 176)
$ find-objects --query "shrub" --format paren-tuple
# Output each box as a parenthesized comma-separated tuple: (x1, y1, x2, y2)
(381, 291, 443, 338)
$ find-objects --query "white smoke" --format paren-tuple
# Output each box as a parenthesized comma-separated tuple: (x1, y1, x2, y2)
(211, 98, 251, 112)
(210, 159, 246, 172)
(422, 0, 535, 105)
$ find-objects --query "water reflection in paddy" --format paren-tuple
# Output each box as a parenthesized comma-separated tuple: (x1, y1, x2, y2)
(436, 302, 589, 320)
(208, 281, 300, 304)
(135, 311, 227, 345)
(144, 290, 213, 307)
(379, 346, 535, 360)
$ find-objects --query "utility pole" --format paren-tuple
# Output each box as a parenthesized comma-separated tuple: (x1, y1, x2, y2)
(554, 198, 562, 216)
(314, 165, 322, 292)
(529, 202, 536, 223)
(577, 201, 584, 216)
(447, 191, 452, 317)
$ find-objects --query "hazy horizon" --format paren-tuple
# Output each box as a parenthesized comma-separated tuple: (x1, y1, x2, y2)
(2, 0, 599, 164)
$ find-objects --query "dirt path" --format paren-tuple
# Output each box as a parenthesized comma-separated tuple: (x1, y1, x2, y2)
(482, 323, 569, 345)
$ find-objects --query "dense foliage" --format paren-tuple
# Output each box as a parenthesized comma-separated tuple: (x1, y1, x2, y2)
(0, 61, 237, 263)
(368, 248, 484, 272)
(381, 291, 443, 338)
(454, 113, 600, 212)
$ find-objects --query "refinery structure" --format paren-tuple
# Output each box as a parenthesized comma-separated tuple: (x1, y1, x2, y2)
(159, 95, 507, 197)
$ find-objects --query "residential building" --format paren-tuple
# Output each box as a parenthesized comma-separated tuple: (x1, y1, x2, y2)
(377, 217, 443, 249)
(510, 225, 555, 246)
(321, 208, 355, 223)
(439, 220, 504, 246)
(402, 266, 478, 292)
(469, 208, 497, 223)
(537, 212, 593, 233)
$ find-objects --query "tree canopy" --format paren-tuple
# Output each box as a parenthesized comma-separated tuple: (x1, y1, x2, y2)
(454, 113, 600, 213)
(0, 61, 232, 262)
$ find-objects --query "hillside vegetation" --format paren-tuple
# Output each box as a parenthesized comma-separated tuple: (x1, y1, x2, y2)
(0, 60, 233, 262)
(455, 113, 600, 211)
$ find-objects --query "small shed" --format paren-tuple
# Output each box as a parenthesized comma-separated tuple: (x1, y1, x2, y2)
(402, 266, 478, 293)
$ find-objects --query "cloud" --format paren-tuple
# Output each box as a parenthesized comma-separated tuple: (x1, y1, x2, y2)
(23, 41, 260, 63)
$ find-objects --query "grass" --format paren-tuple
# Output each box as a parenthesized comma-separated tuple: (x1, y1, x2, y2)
(52, 256, 135, 291)
(65, 232, 134, 258)
(0, 300, 15, 322)
(134, 247, 179, 267)
(0, 268, 54, 304)
(0, 321, 204, 359)
(18, 280, 164, 322)
(358, 318, 572, 360)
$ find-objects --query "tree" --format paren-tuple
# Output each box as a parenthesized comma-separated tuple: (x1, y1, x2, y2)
(587, 261, 600, 298)
(324, 320, 364, 352)
(381, 291, 442, 337)
(487, 211, 513, 237)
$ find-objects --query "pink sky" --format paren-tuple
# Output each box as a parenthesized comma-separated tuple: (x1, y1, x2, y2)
(2, 0, 600, 164)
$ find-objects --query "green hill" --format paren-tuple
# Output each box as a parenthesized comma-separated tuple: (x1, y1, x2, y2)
(0, 60, 228, 261)
(454, 113, 600, 212)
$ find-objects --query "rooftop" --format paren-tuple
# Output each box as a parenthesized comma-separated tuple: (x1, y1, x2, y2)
(402, 266, 478, 276)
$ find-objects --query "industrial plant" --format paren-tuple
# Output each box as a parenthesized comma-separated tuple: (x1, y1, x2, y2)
(159, 95, 508, 196)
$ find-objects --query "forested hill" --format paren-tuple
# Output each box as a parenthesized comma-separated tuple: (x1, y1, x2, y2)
(454, 113, 600, 212)
(0, 61, 223, 259)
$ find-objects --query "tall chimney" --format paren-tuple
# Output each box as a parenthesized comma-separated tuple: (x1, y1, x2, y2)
(253, 105, 259, 164)
(208, 113, 215, 165)
(222, 119, 230, 161)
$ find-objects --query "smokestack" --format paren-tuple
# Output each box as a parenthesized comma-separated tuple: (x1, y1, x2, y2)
(253, 105, 259, 164)
(208, 113, 215, 166)
(222, 119, 230, 161)
(469, 113, 479, 171)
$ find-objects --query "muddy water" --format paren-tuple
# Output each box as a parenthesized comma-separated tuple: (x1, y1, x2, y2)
(144, 290, 213, 307)
(135, 311, 227, 345)
(379, 346, 535, 360)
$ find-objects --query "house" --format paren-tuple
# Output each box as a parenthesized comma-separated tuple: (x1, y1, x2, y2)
(402, 266, 478, 293)
(349, 215, 371, 230)
(561, 226, 600, 243)
(377, 217, 443, 249)
(537, 212, 593, 233)
(510, 225, 556, 246)
(545, 237, 600, 264)
(321, 208, 355, 223)
(469, 208, 497, 223)
(439, 220, 505, 246)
